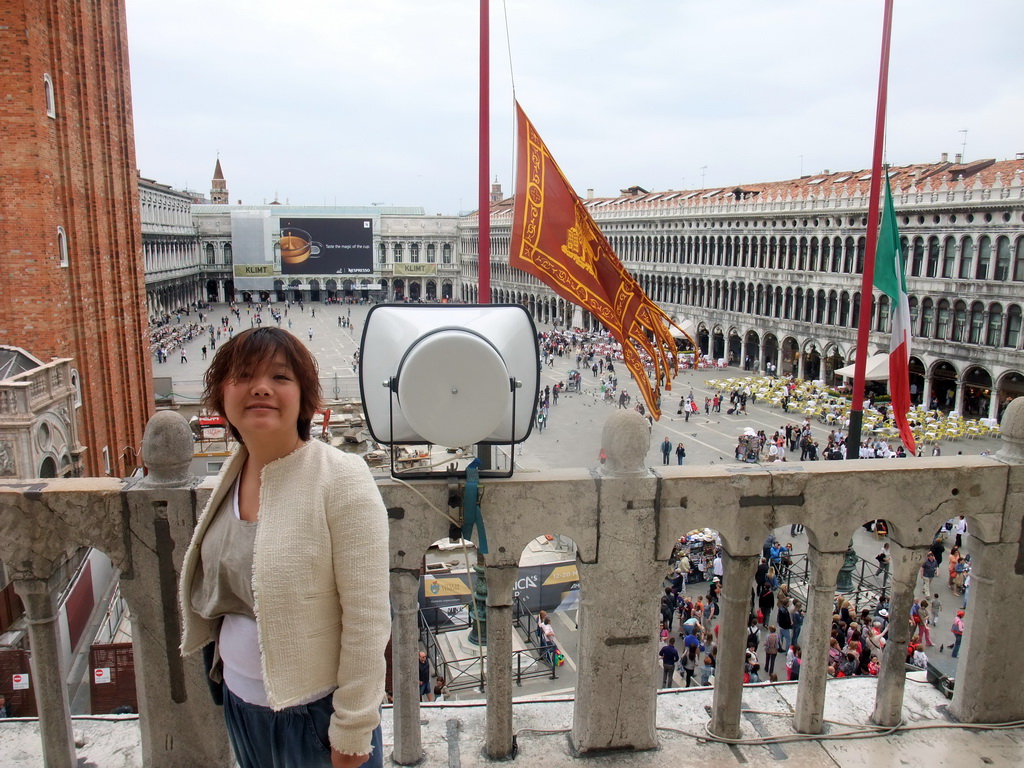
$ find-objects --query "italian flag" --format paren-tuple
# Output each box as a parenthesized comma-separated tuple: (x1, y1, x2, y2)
(873, 175, 916, 455)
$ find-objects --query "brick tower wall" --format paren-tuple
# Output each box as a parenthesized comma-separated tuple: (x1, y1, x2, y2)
(0, 0, 153, 477)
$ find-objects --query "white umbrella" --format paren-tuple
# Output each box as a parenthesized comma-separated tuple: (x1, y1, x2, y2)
(835, 353, 889, 381)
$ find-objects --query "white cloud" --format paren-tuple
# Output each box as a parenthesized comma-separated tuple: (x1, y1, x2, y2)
(127, 0, 1024, 212)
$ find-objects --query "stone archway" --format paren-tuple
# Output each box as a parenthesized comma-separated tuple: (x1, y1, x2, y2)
(996, 371, 1024, 419)
(697, 326, 710, 357)
(961, 366, 993, 417)
(803, 343, 822, 381)
(823, 345, 844, 388)
(711, 327, 725, 360)
(726, 331, 740, 367)
(781, 337, 799, 376)
(929, 361, 958, 411)
(763, 333, 779, 374)
(908, 357, 926, 405)
(743, 330, 760, 371)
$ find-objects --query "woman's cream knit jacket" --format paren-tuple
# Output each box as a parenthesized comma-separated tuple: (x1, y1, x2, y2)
(179, 439, 390, 757)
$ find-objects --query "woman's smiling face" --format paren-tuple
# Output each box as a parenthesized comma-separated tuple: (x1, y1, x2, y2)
(222, 353, 301, 444)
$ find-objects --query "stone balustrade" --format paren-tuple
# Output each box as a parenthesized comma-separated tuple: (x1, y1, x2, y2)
(1, 400, 1022, 767)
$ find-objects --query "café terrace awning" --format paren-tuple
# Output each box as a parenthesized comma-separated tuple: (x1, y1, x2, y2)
(834, 353, 890, 381)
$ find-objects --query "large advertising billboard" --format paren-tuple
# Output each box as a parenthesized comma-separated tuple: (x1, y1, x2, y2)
(419, 561, 579, 628)
(278, 217, 373, 276)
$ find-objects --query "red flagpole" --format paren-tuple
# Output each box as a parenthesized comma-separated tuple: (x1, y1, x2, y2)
(478, 0, 491, 304)
(847, 0, 895, 459)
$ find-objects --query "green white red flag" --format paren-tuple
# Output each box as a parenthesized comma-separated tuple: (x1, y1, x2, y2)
(872, 176, 916, 455)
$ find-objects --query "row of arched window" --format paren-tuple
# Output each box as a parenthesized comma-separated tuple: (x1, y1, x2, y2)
(602, 231, 1024, 283)
(140, 193, 193, 228)
(644, 277, 1024, 350)
(378, 242, 454, 264)
(144, 238, 200, 273)
(203, 242, 232, 266)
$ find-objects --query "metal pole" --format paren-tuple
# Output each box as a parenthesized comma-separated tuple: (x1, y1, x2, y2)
(847, 0, 895, 459)
(478, 0, 491, 304)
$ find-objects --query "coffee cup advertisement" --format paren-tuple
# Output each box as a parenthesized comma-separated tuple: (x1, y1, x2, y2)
(278, 217, 374, 275)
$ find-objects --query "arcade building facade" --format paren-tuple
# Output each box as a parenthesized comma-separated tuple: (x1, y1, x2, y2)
(140, 176, 203, 317)
(462, 156, 1024, 419)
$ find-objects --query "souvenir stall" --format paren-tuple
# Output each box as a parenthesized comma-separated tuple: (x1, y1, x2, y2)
(681, 528, 719, 584)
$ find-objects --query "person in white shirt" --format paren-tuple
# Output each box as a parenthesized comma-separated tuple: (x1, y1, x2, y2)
(953, 515, 968, 548)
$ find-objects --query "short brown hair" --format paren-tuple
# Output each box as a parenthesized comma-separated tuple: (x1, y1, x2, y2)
(203, 327, 322, 441)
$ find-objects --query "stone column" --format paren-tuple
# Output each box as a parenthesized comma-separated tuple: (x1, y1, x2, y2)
(988, 388, 1000, 421)
(14, 575, 76, 768)
(794, 547, 845, 733)
(572, 411, 662, 753)
(709, 553, 759, 740)
(952, 376, 964, 415)
(951, 399, 1024, 722)
(125, 410, 233, 768)
(484, 564, 517, 759)
(389, 569, 423, 766)
(871, 543, 926, 727)
(921, 377, 932, 412)
(950, 540, 1024, 721)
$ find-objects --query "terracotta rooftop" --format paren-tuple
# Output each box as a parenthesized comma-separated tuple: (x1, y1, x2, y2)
(478, 155, 1024, 217)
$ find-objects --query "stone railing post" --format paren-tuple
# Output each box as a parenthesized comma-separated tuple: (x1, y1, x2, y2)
(709, 552, 759, 739)
(484, 563, 517, 759)
(794, 546, 845, 733)
(389, 569, 422, 765)
(871, 542, 926, 727)
(951, 397, 1024, 722)
(572, 411, 661, 753)
(121, 411, 232, 767)
(13, 574, 76, 768)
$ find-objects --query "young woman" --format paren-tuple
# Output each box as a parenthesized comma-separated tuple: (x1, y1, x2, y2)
(681, 643, 699, 688)
(916, 600, 932, 647)
(763, 625, 780, 677)
(179, 328, 389, 768)
(947, 546, 961, 588)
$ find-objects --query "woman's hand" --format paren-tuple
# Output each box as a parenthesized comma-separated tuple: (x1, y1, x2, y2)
(332, 748, 368, 768)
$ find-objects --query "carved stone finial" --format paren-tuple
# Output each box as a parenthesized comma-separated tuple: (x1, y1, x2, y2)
(139, 411, 195, 488)
(600, 410, 651, 476)
(996, 398, 1024, 463)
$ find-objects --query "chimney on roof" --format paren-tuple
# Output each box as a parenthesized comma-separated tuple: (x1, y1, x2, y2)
(955, 153, 963, 164)
(941, 152, 948, 163)
(586, 188, 594, 200)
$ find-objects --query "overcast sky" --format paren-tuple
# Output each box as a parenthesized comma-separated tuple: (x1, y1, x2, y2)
(126, 0, 1023, 214)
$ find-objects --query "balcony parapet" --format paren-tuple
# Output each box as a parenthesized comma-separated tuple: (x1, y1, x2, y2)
(0, 400, 1022, 766)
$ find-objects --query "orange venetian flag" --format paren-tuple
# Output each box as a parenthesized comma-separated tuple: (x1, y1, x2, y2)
(510, 102, 691, 419)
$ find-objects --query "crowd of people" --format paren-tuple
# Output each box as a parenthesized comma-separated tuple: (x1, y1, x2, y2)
(656, 522, 971, 689)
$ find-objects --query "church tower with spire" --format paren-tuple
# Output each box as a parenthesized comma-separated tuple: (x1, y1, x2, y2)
(210, 158, 229, 204)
